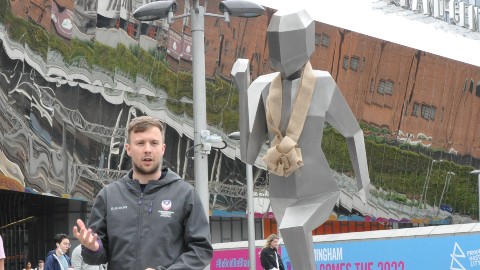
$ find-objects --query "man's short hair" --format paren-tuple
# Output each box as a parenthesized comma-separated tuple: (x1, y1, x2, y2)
(54, 233, 69, 244)
(38, 260, 44, 263)
(127, 116, 164, 142)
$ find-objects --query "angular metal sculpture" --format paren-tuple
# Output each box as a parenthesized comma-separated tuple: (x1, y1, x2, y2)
(231, 9, 370, 270)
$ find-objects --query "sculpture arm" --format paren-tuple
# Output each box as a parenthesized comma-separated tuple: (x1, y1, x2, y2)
(231, 59, 269, 165)
(325, 83, 370, 203)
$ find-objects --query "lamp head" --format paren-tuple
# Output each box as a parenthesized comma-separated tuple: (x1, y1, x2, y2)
(133, 0, 177, 21)
(219, 0, 264, 18)
(228, 131, 241, 141)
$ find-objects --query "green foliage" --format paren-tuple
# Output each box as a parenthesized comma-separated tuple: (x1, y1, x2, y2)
(322, 127, 478, 218)
(92, 42, 116, 74)
(176, 71, 193, 100)
(48, 34, 70, 62)
(137, 48, 156, 79)
(116, 43, 138, 80)
(70, 38, 94, 68)
(0, 0, 10, 23)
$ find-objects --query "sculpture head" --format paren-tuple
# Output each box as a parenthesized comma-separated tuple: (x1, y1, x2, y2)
(267, 9, 315, 78)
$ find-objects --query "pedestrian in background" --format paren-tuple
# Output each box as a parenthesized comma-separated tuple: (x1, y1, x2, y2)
(260, 234, 285, 270)
(45, 234, 73, 270)
(0, 235, 5, 270)
(35, 260, 45, 270)
(23, 261, 33, 270)
(71, 245, 105, 270)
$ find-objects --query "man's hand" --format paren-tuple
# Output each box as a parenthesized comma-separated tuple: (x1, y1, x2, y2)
(72, 219, 100, 251)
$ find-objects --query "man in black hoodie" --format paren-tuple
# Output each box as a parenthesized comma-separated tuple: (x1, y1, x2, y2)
(72, 116, 213, 270)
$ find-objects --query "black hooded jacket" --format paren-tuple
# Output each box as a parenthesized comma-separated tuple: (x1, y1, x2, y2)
(81, 168, 213, 270)
(260, 247, 285, 270)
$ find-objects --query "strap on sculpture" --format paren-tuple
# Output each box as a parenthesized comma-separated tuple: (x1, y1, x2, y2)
(263, 61, 316, 176)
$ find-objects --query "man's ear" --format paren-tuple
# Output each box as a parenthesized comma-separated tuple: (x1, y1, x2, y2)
(125, 143, 131, 156)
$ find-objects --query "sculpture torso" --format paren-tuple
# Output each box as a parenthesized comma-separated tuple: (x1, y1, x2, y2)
(248, 70, 341, 200)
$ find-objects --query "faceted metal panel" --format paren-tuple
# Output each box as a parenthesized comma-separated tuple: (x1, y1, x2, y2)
(267, 9, 315, 78)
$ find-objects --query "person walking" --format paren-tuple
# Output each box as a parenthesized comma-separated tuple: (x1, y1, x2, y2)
(35, 260, 45, 270)
(45, 234, 72, 270)
(23, 261, 33, 270)
(0, 235, 5, 270)
(260, 234, 285, 270)
(72, 116, 212, 270)
(71, 245, 105, 270)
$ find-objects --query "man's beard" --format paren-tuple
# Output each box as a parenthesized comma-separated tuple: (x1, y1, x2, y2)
(133, 161, 161, 176)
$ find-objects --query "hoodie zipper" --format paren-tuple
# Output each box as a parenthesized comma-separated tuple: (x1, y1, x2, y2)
(135, 190, 144, 270)
(148, 200, 153, 214)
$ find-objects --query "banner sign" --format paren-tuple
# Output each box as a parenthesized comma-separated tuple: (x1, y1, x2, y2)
(211, 248, 265, 270)
(181, 34, 192, 61)
(281, 234, 480, 269)
(167, 29, 182, 60)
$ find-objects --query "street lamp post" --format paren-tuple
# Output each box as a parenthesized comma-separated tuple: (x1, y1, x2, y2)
(470, 169, 480, 220)
(229, 131, 256, 270)
(133, 0, 264, 220)
(420, 159, 442, 209)
(436, 171, 455, 216)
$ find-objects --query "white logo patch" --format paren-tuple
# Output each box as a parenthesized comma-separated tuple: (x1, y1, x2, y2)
(110, 206, 128, 211)
(162, 200, 172, 210)
(158, 210, 174, 218)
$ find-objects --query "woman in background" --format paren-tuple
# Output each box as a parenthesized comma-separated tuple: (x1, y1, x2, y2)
(23, 261, 33, 270)
(260, 234, 285, 270)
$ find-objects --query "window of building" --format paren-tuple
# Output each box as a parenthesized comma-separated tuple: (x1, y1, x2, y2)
(224, 40, 230, 54)
(404, 101, 409, 116)
(377, 79, 394, 95)
(412, 103, 420, 116)
(421, 104, 436, 121)
(350, 56, 359, 71)
(476, 80, 480, 97)
(321, 33, 330, 47)
(210, 217, 263, 243)
(205, 40, 210, 52)
(343, 56, 349, 70)
(315, 34, 321, 46)
(377, 80, 385, 94)
(385, 80, 394, 95)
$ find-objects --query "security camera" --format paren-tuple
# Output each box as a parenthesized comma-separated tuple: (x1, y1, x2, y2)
(133, 0, 177, 21)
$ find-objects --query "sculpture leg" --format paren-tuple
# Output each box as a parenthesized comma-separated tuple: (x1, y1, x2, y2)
(277, 191, 340, 270)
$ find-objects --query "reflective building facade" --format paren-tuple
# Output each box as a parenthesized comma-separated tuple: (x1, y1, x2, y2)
(1, 0, 480, 268)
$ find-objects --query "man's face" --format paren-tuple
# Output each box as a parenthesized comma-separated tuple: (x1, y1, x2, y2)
(59, 239, 70, 254)
(125, 126, 166, 176)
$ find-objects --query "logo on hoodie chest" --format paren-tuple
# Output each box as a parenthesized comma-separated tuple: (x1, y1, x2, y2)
(159, 200, 174, 217)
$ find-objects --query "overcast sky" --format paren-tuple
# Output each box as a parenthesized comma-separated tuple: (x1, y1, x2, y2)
(254, 0, 480, 67)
